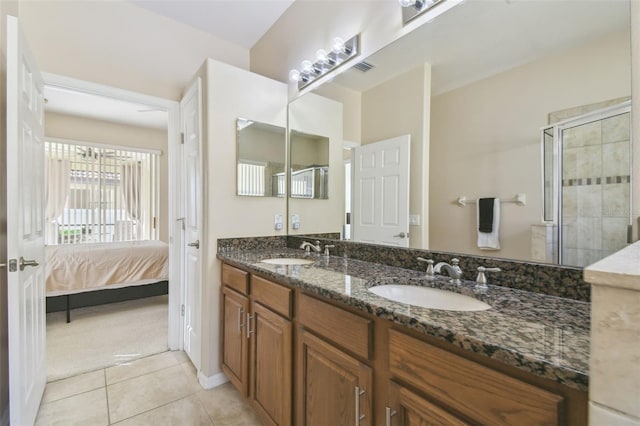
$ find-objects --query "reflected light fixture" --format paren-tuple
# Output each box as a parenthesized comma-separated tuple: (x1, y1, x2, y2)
(399, 0, 448, 25)
(289, 34, 360, 91)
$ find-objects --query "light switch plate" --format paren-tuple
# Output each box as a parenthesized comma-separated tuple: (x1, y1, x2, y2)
(291, 214, 300, 230)
(274, 214, 283, 230)
(409, 214, 421, 226)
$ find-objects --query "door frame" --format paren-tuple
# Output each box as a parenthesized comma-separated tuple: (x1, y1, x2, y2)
(41, 72, 183, 350)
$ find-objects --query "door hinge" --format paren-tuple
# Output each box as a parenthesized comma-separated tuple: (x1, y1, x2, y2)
(180, 132, 185, 144)
(181, 304, 185, 316)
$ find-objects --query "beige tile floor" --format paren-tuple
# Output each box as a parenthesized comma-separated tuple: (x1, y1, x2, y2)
(36, 351, 263, 425)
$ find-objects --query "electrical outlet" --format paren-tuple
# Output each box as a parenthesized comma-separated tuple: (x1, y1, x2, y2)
(274, 214, 283, 230)
(291, 214, 300, 230)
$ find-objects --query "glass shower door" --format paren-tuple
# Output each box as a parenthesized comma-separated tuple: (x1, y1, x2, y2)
(559, 110, 631, 267)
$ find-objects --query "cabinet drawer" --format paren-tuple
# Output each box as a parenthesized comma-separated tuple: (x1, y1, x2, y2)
(298, 293, 372, 360)
(389, 329, 564, 425)
(251, 275, 292, 319)
(222, 264, 249, 295)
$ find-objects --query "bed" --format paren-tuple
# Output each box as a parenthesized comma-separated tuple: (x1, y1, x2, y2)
(45, 240, 169, 322)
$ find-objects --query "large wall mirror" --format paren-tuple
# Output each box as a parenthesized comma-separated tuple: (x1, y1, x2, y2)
(236, 118, 286, 197)
(287, 0, 632, 267)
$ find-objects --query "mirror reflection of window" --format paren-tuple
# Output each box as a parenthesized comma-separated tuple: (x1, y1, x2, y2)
(289, 130, 330, 200)
(236, 118, 286, 198)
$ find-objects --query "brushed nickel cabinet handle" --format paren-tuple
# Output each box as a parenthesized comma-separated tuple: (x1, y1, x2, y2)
(385, 406, 397, 426)
(237, 307, 244, 332)
(355, 386, 365, 424)
(246, 313, 254, 339)
(187, 240, 200, 249)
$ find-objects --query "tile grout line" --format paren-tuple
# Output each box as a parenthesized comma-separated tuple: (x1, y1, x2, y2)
(106, 360, 202, 424)
(104, 369, 112, 426)
(109, 393, 202, 425)
(193, 391, 217, 426)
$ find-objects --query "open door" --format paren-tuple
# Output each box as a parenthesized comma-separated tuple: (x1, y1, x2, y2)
(352, 135, 410, 247)
(180, 77, 203, 370)
(6, 15, 47, 425)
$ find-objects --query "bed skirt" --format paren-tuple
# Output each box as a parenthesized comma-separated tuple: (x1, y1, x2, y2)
(46, 280, 169, 320)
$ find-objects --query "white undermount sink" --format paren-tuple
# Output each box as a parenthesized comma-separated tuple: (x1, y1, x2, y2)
(369, 284, 491, 312)
(260, 258, 315, 265)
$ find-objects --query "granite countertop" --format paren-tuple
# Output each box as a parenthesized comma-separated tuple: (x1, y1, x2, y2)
(217, 248, 590, 392)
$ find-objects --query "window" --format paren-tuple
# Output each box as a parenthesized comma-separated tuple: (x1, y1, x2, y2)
(237, 161, 266, 196)
(45, 140, 160, 244)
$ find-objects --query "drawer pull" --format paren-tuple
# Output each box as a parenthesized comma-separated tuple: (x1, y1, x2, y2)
(237, 307, 244, 332)
(355, 386, 365, 424)
(246, 313, 254, 338)
(385, 406, 397, 426)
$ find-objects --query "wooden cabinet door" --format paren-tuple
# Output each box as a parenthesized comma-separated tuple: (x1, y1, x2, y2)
(250, 302, 292, 426)
(297, 329, 373, 426)
(221, 286, 249, 396)
(387, 381, 470, 426)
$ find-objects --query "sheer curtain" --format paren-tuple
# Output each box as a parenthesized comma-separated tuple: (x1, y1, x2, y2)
(121, 161, 142, 240)
(45, 158, 70, 245)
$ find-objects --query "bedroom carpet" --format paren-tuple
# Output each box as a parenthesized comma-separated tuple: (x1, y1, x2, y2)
(46, 295, 169, 382)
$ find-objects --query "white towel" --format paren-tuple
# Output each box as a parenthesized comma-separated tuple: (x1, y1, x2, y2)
(477, 198, 500, 250)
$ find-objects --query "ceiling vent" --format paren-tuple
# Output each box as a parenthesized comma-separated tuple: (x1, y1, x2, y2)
(353, 61, 374, 72)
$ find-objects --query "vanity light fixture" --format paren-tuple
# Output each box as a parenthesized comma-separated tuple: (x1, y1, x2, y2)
(399, 0, 449, 25)
(289, 34, 360, 91)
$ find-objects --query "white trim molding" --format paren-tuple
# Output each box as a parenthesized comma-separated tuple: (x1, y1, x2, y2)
(197, 371, 229, 390)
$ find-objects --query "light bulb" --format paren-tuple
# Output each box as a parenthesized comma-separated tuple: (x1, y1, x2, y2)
(398, 0, 416, 6)
(301, 60, 313, 73)
(315, 49, 329, 64)
(331, 37, 345, 54)
(289, 69, 301, 82)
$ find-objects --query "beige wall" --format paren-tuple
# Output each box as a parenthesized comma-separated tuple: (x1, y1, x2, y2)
(288, 92, 344, 236)
(20, 0, 249, 100)
(238, 124, 285, 165)
(362, 65, 431, 248)
(201, 59, 287, 378)
(44, 112, 169, 243)
(315, 83, 362, 143)
(430, 31, 631, 261)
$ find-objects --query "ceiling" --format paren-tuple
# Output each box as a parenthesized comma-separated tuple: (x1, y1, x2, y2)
(44, 0, 296, 130)
(44, 85, 169, 130)
(129, 0, 296, 49)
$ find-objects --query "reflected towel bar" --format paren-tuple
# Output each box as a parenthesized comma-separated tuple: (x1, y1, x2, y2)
(456, 193, 526, 207)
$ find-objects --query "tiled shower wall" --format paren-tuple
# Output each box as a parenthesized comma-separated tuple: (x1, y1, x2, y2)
(561, 111, 630, 267)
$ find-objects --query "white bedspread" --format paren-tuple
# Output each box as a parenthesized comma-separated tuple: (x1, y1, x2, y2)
(45, 241, 169, 296)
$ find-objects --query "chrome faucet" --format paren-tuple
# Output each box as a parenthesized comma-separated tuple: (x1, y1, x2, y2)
(323, 245, 335, 257)
(300, 240, 322, 254)
(434, 258, 463, 284)
(417, 257, 435, 279)
(475, 266, 501, 290)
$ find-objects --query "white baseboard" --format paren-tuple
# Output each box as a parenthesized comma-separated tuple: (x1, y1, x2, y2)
(197, 371, 228, 390)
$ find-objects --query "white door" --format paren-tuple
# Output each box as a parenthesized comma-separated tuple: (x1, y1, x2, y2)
(352, 135, 410, 247)
(6, 15, 47, 426)
(180, 78, 202, 370)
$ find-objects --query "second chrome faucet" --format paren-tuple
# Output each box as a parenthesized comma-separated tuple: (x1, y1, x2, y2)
(434, 258, 463, 284)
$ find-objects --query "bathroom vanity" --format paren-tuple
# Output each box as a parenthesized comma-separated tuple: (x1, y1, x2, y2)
(217, 248, 589, 426)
